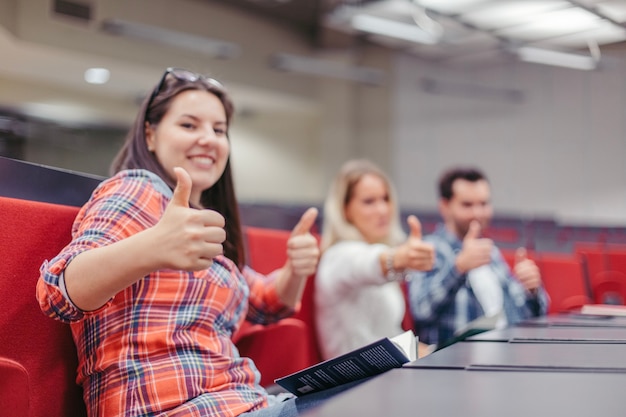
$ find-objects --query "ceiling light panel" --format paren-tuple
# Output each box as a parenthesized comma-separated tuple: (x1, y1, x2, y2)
(418, 0, 493, 14)
(533, 22, 626, 49)
(100, 19, 241, 59)
(517, 46, 597, 70)
(595, 1, 626, 22)
(351, 14, 440, 44)
(495, 7, 603, 40)
(373, 0, 423, 16)
(575, 0, 619, 7)
(461, 1, 572, 30)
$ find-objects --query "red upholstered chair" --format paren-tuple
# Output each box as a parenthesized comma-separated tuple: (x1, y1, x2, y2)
(0, 196, 87, 417)
(0, 356, 31, 417)
(493, 249, 591, 313)
(607, 249, 626, 275)
(591, 271, 626, 305)
(233, 318, 312, 387)
(483, 227, 520, 245)
(400, 281, 415, 332)
(500, 248, 539, 272)
(237, 226, 323, 385)
(575, 243, 608, 290)
(536, 253, 592, 314)
(574, 243, 626, 303)
(500, 248, 517, 270)
(291, 275, 324, 366)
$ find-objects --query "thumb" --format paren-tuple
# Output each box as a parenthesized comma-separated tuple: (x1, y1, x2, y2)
(407, 215, 422, 240)
(291, 207, 318, 236)
(515, 247, 528, 264)
(170, 167, 192, 208)
(465, 220, 481, 241)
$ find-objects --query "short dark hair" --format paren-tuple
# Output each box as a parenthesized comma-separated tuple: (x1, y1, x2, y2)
(438, 167, 488, 200)
(110, 70, 245, 267)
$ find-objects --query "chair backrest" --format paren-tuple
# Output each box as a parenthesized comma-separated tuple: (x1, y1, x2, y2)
(0, 158, 103, 417)
(500, 248, 517, 270)
(536, 253, 592, 314)
(244, 226, 323, 366)
(0, 155, 104, 206)
(0, 196, 87, 417)
(574, 243, 626, 303)
(591, 270, 626, 305)
(0, 356, 31, 417)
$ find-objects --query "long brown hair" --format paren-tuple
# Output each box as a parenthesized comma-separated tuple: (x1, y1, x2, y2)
(110, 70, 246, 267)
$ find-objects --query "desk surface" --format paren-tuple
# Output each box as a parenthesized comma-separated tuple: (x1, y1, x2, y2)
(303, 368, 625, 417)
(0, 156, 103, 206)
(520, 313, 626, 328)
(467, 325, 626, 342)
(406, 340, 626, 370)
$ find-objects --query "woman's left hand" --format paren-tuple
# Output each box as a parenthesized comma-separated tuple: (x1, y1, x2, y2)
(286, 207, 320, 279)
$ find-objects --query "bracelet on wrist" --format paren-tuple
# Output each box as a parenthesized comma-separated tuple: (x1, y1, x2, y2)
(385, 248, 405, 281)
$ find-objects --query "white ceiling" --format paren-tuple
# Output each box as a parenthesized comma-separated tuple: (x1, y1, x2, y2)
(325, 0, 626, 65)
(2, 0, 626, 127)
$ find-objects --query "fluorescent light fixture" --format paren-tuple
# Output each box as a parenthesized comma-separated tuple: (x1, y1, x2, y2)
(462, 2, 572, 30)
(497, 8, 601, 40)
(420, 78, 524, 103)
(517, 46, 598, 70)
(270, 53, 385, 85)
(417, 0, 490, 14)
(351, 14, 439, 45)
(84, 67, 110, 84)
(100, 18, 240, 59)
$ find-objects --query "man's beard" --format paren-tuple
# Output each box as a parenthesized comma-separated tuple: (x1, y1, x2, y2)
(455, 219, 488, 239)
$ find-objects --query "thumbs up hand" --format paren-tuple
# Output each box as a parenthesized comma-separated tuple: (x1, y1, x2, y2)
(393, 215, 435, 272)
(286, 207, 320, 279)
(455, 220, 493, 274)
(513, 247, 541, 292)
(153, 167, 226, 271)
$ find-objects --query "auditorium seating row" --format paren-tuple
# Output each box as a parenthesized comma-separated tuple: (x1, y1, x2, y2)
(0, 196, 319, 417)
(1, 155, 625, 417)
(242, 203, 626, 251)
(3, 192, 623, 417)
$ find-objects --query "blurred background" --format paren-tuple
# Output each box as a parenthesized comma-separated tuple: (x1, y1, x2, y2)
(2, 0, 626, 248)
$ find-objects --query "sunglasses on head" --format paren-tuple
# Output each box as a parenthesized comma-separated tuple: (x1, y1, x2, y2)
(145, 67, 225, 120)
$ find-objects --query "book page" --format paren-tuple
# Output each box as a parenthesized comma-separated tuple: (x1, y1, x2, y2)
(275, 331, 414, 396)
(390, 330, 417, 362)
(453, 312, 502, 337)
(581, 304, 626, 317)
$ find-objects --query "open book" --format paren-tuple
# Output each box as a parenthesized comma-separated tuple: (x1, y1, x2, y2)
(436, 312, 502, 351)
(581, 304, 626, 317)
(274, 330, 417, 396)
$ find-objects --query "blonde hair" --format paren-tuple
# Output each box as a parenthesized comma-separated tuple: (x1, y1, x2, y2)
(321, 159, 406, 251)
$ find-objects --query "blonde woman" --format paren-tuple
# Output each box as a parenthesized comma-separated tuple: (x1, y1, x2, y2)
(315, 159, 435, 360)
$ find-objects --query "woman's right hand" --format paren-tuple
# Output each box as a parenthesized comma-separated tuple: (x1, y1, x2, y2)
(393, 215, 435, 272)
(151, 167, 226, 271)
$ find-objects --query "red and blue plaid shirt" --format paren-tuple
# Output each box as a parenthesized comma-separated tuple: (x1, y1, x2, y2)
(37, 170, 292, 417)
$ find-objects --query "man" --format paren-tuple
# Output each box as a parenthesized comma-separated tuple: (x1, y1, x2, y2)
(407, 167, 549, 347)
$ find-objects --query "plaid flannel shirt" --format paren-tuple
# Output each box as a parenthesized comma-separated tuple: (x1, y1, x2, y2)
(407, 224, 549, 346)
(37, 170, 292, 417)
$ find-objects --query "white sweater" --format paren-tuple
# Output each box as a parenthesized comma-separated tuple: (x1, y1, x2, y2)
(315, 240, 405, 360)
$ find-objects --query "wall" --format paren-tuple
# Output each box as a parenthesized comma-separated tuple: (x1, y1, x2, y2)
(0, 0, 393, 204)
(392, 53, 626, 226)
(2, 0, 626, 227)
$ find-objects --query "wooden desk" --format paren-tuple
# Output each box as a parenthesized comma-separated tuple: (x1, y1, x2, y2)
(405, 340, 626, 371)
(466, 325, 626, 343)
(303, 368, 625, 417)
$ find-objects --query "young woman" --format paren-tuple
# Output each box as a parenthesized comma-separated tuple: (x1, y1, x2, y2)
(37, 68, 321, 417)
(315, 159, 435, 360)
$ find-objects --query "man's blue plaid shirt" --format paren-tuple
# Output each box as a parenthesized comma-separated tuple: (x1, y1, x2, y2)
(407, 224, 549, 346)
